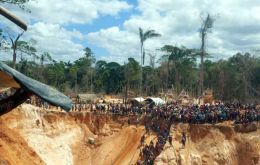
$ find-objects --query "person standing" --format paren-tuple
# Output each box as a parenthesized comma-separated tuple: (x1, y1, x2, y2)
(181, 132, 186, 148)
(168, 135, 173, 146)
(140, 134, 145, 147)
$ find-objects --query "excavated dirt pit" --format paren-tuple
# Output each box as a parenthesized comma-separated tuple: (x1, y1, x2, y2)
(0, 104, 259, 165)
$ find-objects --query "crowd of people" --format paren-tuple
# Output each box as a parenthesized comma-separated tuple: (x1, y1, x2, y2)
(138, 121, 171, 164)
(26, 97, 259, 164)
(28, 95, 260, 125)
(137, 117, 187, 164)
(149, 103, 260, 124)
(86, 102, 260, 125)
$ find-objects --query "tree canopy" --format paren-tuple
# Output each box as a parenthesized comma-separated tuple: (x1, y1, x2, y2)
(3, 44, 259, 103)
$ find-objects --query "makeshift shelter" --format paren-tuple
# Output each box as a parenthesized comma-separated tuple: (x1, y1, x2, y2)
(128, 97, 145, 106)
(104, 98, 123, 104)
(178, 90, 190, 105)
(95, 98, 105, 103)
(133, 97, 145, 102)
(77, 94, 97, 103)
(145, 97, 166, 106)
(203, 89, 213, 104)
(0, 62, 72, 115)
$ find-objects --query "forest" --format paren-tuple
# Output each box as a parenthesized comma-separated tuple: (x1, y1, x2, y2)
(1, 41, 260, 103)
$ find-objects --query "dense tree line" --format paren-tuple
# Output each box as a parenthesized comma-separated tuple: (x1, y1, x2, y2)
(2, 40, 259, 103)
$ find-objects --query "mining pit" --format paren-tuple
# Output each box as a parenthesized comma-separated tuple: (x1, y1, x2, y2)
(0, 104, 259, 165)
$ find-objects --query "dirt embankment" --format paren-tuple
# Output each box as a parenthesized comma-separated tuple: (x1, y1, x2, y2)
(0, 104, 145, 165)
(0, 104, 259, 165)
(155, 123, 260, 165)
(0, 122, 44, 165)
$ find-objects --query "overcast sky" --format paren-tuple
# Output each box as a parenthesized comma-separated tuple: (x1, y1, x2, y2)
(1, 0, 260, 64)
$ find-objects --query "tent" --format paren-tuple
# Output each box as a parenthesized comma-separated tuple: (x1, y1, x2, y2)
(0, 62, 72, 115)
(145, 97, 166, 106)
(133, 97, 145, 102)
(128, 97, 145, 103)
(128, 97, 145, 106)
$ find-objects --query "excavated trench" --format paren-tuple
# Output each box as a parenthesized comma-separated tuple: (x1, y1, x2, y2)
(0, 104, 259, 165)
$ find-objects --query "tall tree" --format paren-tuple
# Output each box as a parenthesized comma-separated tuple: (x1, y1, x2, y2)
(125, 57, 140, 93)
(40, 52, 52, 68)
(160, 45, 195, 92)
(198, 13, 215, 97)
(102, 62, 123, 94)
(9, 31, 24, 69)
(71, 47, 96, 93)
(39, 52, 52, 82)
(94, 60, 107, 92)
(138, 27, 161, 95)
(148, 53, 156, 69)
(16, 40, 37, 59)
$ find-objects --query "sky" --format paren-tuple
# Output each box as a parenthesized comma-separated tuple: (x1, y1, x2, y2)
(1, 0, 260, 64)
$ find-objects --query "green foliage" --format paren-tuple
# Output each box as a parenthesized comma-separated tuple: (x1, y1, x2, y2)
(3, 44, 260, 102)
(138, 27, 161, 95)
(16, 40, 37, 59)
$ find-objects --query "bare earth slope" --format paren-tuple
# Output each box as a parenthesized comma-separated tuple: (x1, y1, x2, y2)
(0, 104, 145, 165)
(155, 123, 260, 165)
(0, 113, 44, 165)
(0, 104, 259, 165)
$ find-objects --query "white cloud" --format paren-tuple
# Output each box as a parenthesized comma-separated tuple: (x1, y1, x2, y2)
(1, 0, 133, 62)
(0, 21, 85, 62)
(87, 0, 260, 64)
(88, 26, 139, 63)
(23, 22, 85, 61)
(2, 0, 260, 64)
(3, 0, 132, 25)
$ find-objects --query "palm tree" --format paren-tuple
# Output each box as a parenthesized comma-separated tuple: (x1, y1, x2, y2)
(138, 27, 161, 95)
(198, 14, 215, 98)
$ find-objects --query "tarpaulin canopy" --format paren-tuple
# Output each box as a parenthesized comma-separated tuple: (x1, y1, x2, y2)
(127, 97, 145, 105)
(0, 62, 72, 113)
(133, 97, 145, 102)
(145, 97, 166, 106)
